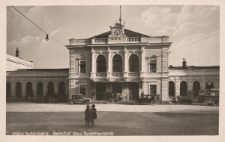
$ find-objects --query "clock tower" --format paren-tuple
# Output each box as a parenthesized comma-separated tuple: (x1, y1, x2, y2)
(108, 6, 127, 43)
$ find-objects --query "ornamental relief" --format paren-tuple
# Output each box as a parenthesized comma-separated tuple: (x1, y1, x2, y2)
(111, 52, 124, 60)
(127, 51, 140, 59)
(94, 52, 107, 60)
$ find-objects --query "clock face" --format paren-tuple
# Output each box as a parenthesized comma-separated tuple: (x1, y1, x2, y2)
(114, 30, 120, 36)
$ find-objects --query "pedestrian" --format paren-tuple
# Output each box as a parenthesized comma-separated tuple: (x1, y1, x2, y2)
(141, 91, 144, 98)
(90, 104, 97, 127)
(85, 104, 90, 127)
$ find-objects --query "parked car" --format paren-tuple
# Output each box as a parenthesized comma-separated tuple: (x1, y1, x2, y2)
(133, 95, 155, 105)
(177, 95, 193, 104)
(69, 94, 91, 104)
(198, 89, 219, 106)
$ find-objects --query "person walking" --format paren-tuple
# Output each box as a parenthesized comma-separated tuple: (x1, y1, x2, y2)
(85, 104, 91, 127)
(90, 104, 97, 127)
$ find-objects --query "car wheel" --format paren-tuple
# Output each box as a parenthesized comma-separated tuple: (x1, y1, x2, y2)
(212, 100, 218, 106)
(69, 100, 74, 105)
(151, 101, 155, 106)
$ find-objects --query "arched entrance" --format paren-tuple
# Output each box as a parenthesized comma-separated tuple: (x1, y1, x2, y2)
(26, 82, 33, 96)
(96, 55, 106, 72)
(206, 81, 214, 90)
(16, 82, 22, 97)
(180, 81, 187, 96)
(169, 81, 175, 96)
(47, 82, 54, 96)
(6, 82, 11, 97)
(113, 55, 122, 72)
(129, 54, 139, 72)
(193, 81, 200, 96)
(37, 82, 43, 96)
(96, 83, 106, 100)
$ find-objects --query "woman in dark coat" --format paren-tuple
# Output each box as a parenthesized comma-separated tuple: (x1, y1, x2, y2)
(85, 104, 90, 127)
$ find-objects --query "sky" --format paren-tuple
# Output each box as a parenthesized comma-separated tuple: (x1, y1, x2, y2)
(7, 5, 220, 68)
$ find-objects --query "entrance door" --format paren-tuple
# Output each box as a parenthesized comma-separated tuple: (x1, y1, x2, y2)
(129, 83, 139, 100)
(112, 83, 122, 99)
(96, 83, 106, 100)
(150, 85, 157, 95)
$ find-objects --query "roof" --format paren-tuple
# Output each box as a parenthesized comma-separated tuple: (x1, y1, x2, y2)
(7, 68, 69, 72)
(169, 66, 220, 70)
(92, 29, 151, 38)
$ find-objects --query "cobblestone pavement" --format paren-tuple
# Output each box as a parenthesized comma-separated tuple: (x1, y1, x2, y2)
(6, 102, 219, 114)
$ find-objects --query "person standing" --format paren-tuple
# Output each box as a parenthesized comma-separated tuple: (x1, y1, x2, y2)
(90, 104, 97, 127)
(85, 104, 90, 127)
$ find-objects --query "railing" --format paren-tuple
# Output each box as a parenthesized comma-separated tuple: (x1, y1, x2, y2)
(111, 72, 123, 76)
(127, 37, 140, 42)
(128, 73, 140, 77)
(95, 38, 108, 43)
(96, 73, 107, 77)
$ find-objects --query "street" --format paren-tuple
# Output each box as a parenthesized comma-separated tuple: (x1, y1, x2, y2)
(6, 103, 219, 135)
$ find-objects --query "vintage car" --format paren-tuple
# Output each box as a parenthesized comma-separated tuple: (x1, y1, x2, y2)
(69, 94, 91, 104)
(198, 89, 219, 106)
(133, 94, 155, 105)
(177, 95, 193, 104)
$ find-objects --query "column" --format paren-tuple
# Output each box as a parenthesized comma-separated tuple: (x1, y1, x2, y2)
(140, 46, 145, 77)
(91, 48, 96, 78)
(123, 47, 128, 77)
(107, 47, 111, 78)
(175, 77, 180, 97)
(201, 76, 206, 90)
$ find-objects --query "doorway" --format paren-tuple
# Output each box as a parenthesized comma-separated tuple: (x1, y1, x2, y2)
(129, 83, 139, 100)
(96, 83, 106, 100)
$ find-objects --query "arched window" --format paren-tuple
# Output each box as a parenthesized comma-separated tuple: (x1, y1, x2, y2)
(59, 82, 65, 96)
(150, 57, 157, 72)
(37, 82, 43, 96)
(96, 55, 106, 72)
(16, 82, 22, 97)
(129, 54, 139, 72)
(169, 81, 175, 96)
(193, 81, 200, 96)
(26, 82, 33, 96)
(206, 81, 214, 90)
(47, 82, 54, 96)
(113, 55, 122, 72)
(180, 81, 187, 96)
(7, 82, 11, 97)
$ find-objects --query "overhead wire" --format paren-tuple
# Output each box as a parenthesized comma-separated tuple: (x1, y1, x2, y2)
(11, 6, 65, 46)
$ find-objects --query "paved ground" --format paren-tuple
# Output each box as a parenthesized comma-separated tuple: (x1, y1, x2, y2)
(6, 102, 219, 135)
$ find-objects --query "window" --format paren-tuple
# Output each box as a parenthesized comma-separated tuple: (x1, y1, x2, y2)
(129, 54, 139, 72)
(180, 81, 187, 96)
(150, 85, 157, 95)
(113, 55, 122, 72)
(169, 81, 175, 96)
(79, 60, 86, 73)
(150, 60, 156, 72)
(96, 55, 106, 72)
(80, 84, 86, 96)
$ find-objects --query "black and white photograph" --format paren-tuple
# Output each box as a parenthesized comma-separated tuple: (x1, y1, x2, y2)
(2, 0, 225, 141)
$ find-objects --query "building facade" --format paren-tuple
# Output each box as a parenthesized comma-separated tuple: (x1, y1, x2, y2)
(66, 22, 172, 102)
(6, 23, 220, 103)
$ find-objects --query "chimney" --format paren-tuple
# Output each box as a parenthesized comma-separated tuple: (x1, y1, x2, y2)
(182, 58, 187, 68)
(16, 47, 20, 57)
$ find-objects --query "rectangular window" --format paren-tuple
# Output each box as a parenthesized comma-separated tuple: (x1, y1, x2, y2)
(150, 60, 156, 72)
(79, 61, 86, 73)
(150, 85, 157, 95)
(80, 84, 86, 96)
